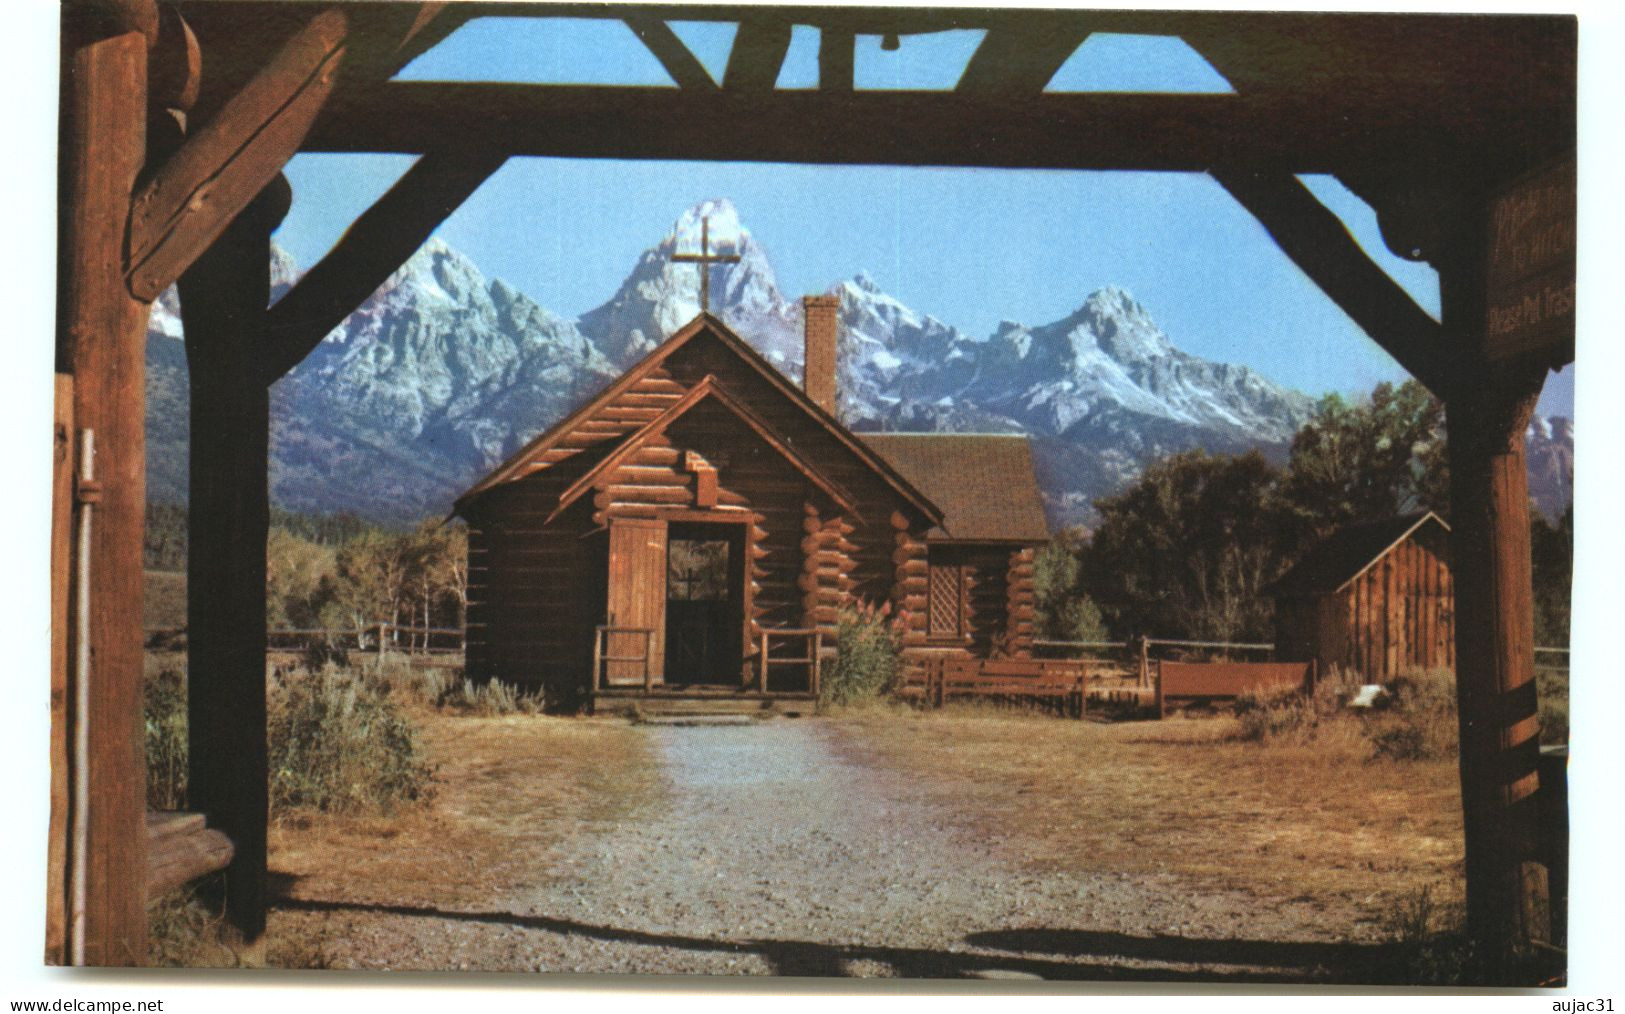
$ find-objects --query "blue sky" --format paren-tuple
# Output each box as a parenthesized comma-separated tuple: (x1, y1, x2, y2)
(274, 18, 1575, 416)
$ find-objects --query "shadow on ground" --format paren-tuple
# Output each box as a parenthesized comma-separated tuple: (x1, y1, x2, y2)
(272, 895, 1411, 983)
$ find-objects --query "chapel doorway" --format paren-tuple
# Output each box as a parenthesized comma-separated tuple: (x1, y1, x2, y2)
(664, 522, 746, 686)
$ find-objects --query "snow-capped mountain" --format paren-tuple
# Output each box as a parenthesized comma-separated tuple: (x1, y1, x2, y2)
(578, 199, 801, 370)
(142, 199, 1574, 528)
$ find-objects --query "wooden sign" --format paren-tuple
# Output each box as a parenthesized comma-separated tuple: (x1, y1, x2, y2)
(1485, 158, 1576, 364)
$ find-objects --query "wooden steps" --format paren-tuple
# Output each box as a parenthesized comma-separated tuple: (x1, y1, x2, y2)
(593, 687, 814, 721)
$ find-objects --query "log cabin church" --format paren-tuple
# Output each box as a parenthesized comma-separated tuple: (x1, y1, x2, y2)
(452, 296, 1051, 709)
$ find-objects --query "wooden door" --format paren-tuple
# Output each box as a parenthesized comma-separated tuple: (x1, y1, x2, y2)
(605, 519, 667, 685)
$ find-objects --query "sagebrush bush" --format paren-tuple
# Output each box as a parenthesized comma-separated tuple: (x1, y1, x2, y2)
(824, 600, 902, 706)
(268, 667, 435, 814)
(1231, 667, 1352, 743)
(144, 664, 188, 811)
(1366, 669, 1458, 761)
(436, 678, 546, 716)
(1231, 665, 1460, 763)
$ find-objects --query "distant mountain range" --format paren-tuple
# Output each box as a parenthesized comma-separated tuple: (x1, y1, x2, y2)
(143, 199, 1573, 529)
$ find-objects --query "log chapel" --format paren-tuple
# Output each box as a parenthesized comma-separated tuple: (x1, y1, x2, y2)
(453, 296, 1051, 709)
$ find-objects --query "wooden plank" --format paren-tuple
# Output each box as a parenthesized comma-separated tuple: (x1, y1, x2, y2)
(46, 375, 73, 964)
(605, 521, 666, 684)
(1484, 157, 1575, 365)
(59, 26, 151, 968)
(261, 148, 506, 380)
(126, 8, 349, 300)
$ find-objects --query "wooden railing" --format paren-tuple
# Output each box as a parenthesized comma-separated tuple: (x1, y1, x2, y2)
(902, 656, 1093, 717)
(593, 625, 656, 691)
(758, 627, 822, 696)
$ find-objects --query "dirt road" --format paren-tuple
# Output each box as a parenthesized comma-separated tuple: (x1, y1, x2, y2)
(269, 716, 1409, 980)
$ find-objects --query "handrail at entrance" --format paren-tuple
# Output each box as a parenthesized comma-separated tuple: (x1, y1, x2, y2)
(594, 625, 655, 691)
(757, 627, 822, 697)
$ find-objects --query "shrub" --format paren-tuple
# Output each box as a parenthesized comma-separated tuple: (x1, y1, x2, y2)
(1231, 667, 1352, 743)
(824, 600, 902, 706)
(1366, 668, 1458, 762)
(436, 678, 546, 716)
(144, 664, 188, 811)
(268, 667, 435, 814)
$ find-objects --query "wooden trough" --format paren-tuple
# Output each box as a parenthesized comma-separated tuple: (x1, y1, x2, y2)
(1155, 659, 1318, 718)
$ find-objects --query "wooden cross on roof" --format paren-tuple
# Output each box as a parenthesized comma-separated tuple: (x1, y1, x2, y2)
(671, 215, 742, 312)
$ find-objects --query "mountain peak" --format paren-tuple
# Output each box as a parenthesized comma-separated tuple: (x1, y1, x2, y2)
(668, 198, 747, 250)
(850, 271, 884, 294)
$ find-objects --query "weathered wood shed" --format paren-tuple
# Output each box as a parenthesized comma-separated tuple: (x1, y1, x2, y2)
(453, 301, 1049, 708)
(1270, 511, 1454, 681)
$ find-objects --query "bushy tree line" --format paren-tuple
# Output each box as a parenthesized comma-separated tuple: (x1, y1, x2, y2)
(269, 521, 467, 642)
(1043, 379, 1571, 647)
(145, 503, 468, 640)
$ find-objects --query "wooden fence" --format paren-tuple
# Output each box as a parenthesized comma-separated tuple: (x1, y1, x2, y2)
(144, 623, 465, 657)
(900, 656, 1103, 717)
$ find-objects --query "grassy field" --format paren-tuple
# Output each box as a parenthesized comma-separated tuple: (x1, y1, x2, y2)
(829, 703, 1465, 933)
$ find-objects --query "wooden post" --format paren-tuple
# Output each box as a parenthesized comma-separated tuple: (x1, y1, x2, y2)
(591, 626, 603, 690)
(1445, 364, 1551, 963)
(57, 17, 153, 966)
(1439, 199, 1555, 967)
(179, 177, 289, 946)
(810, 631, 821, 699)
(46, 376, 74, 964)
(644, 629, 654, 692)
(1138, 635, 1151, 690)
(760, 630, 769, 692)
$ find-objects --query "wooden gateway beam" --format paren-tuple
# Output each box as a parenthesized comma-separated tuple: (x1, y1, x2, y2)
(624, 15, 718, 90)
(262, 149, 508, 383)
(1212, 170, 1452, 395)
(305, 82, 1514, 178)
(954, 23, 1090, 94)
(125, 7, 349, 302)
(722, 18, 793, 91)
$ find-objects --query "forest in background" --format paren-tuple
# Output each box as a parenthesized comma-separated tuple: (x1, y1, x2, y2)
(144, 379, 1571, 653)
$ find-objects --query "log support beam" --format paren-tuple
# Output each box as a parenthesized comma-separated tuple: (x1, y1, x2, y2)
(262, 149, 506, 381)
(57, 16, 153, 967)
(178, 178, 290, 945)
(1439, 204, 1556, 973)
(1213, 169, 1451, 395)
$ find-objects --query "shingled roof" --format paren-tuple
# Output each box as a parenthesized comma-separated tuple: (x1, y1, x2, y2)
(860, 433, 1051, 544)
(1268, 511, 1450, 598)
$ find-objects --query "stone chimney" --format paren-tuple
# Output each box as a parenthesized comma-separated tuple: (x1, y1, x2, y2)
(802, 294, 839, 415)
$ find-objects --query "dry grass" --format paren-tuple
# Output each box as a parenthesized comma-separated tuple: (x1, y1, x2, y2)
(830, 706, 1464, 928)
(262, 712, 662, 967)
(143, 570, 188, 630)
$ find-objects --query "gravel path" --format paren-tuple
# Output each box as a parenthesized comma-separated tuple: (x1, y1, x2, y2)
(468, 720, 1377, 978)
(276, 717, 1396, 980)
